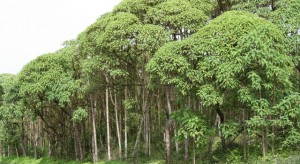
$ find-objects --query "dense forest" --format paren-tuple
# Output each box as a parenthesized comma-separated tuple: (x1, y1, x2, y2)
(0, 0, 299, 163)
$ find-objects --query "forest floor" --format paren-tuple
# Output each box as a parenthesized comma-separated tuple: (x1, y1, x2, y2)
(0, 156, 166, 164)
(1, 154, 300, 164)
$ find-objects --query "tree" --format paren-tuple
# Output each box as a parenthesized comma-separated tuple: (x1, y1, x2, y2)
(148, 10, 294, 157)
(18, 51, 80, 158)
(0, 74, 25, 157)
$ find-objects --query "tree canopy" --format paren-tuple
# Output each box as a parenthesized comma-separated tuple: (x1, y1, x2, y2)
(0, 0, 299, 163)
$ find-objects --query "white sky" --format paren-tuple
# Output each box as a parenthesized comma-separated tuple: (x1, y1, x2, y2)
(0, 0, 122, 74)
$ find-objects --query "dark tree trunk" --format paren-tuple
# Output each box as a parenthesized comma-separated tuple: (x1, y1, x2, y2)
(216, 105, 226, 149)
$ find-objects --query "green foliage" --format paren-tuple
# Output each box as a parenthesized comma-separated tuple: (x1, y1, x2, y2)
(123, 98, 136, 110)
(272, 0, 300, 34)
(225, 149, 243, 164)
(282, 128, 300, 149)
(149, 10, 295, 157)
(231, 0, 274, 18)
(147, 42, 192, 94)
(1, 0, 300, 163)
(197, 84, 223, 106)
(272, 0, 300, 69)
(72, 107, 88, 122)
(0, 74, 25, 150)
(221, 120, 240, 139)
(146, 0, 208, 33)
(149, 10, 293, 103)
(172, 109, 213, 147)
(113, 0, 165, 21)
(19, 52, 80, 108)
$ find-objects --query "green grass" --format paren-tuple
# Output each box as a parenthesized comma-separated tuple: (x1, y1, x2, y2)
(0, 156, 166, 164)
(2, 154, 300, 164)
(0, 156, 130, 164)
(0, 157, 80, 164)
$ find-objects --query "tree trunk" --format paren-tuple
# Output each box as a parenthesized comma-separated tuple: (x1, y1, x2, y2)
(132, 116, 144, 157)
(91, 96, 99, 162)
(73, 122, 79, 160)
(165, 87, 172, 163)
(15, 144, 19, 157)
(34, 123, 38, 158)
(165, 119, 171, 164)
(105, 75, 111, 161)
(262, 127, 268, 157)
(143, 88, 149, 156)
(124, 87, 128, 159)
(216, 105, 226, 149)
(0, 141, 2, 157)
(243, 109, 248, 160)
(21, 120, 27, 156)
(114, 93, 122, 159)
(174, 123, 179, 154)
(157, 90, 161, 127)
(184, 139, 189, 161)
(74, 122, 83, 161)
(193, 138, 196, 164)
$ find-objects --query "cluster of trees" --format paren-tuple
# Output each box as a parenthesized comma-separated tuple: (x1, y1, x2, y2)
(0, 0, 299, 163)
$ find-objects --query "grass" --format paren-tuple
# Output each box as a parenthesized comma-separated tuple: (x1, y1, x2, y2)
(0, 156, 131, 164)
(1, 153, 300, 164)
(0, 156, 168, 164)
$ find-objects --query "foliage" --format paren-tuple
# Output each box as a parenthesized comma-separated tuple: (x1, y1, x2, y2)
(172, 109, 213, 147)
(221, 120, 240, 139)
(145, 0, 209, 34)
(72, 107, 88, 122)
(1, 0, 300, 163)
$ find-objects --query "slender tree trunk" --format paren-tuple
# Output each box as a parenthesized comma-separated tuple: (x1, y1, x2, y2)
(0, 141, 2, 157)
(157, 90, 161, 127)
(78, 124, 84, 160)
(48, 139, 52, 157)
(165, 87, 172, 163)
(124, 87, 128, 159)
(174, 123, 179, 154)
(15, 144, 19, 157)
(105, 75, 111, 161)
(208, 112, 218, 156)
(143, 89, 149, 156)
(73, 122, 79, 160)
(243, 109, 248, 160)
(82, 123, 86, 159)
(165, 119, 171, 164)
(34, 123, 38, 158)
(184, 139, 189, 161)
(132, 89, 149, 158)
(216, 105, 226, 149)
(114, 93, 122, 159)
(21, 120, 27, 156)
(74, 122, 83, 160)
(132, 116, 144, 157)
(193, 138, 196, 164)
(7, 144, 10, 157)
(262, 127, 268, 157)
(91, 96, 99, 162)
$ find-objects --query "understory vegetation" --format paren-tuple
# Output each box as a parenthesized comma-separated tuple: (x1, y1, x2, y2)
(0, 0, 299, 163)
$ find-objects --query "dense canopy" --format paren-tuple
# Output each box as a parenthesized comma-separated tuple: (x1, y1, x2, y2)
(0, 0, 299, 163)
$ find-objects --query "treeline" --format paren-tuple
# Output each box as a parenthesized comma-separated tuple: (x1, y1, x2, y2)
(0, 0, 299, 163)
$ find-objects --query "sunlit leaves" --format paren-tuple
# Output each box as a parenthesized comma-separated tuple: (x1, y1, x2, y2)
(19, 52, 79, 108)
(197, 84, 223, 106)
(172, 109, 213, 147)
(72, 107, 88, 122)
(147, 42, 191, 94)
(146, 0, 208, 33)
(221, 120, 240, 139)
(113, 0, 165, 21)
